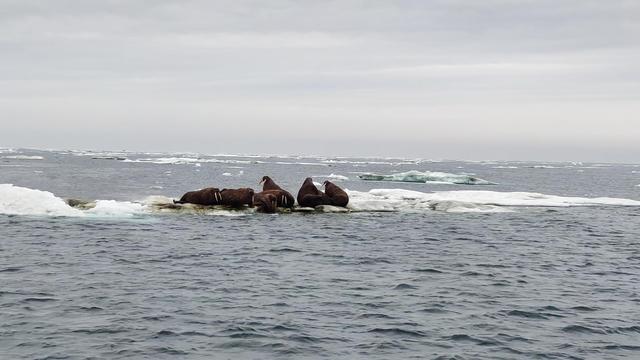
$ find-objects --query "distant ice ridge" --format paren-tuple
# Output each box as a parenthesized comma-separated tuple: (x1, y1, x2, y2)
(315, 174, 349, 181)
(0, 184, 147, 218)
(347, 189, 640, 213)
(124, 157, 251, 165)
(2, 155, 44, 160)
(358, 170, 494, 185)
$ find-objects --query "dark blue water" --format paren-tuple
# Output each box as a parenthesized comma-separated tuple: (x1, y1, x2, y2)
(1, 149, 640, 359)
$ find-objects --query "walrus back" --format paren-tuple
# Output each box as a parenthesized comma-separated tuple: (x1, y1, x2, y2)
(324, 182, 349, 207)
(176, 187, 221, 205)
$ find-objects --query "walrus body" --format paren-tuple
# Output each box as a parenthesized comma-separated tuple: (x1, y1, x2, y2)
(260, 189, 295, 209)
(219, 188, 254, 207)
(297, 177, 332, 207)
(259, 176, 295, 208)
(253, 192, 277, 213)
(175, 187, 254, 207)
(174, 187, 221, 205)
(324, 180, 349, 207)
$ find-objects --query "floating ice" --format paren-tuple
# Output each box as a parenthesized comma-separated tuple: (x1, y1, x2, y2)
(2, 155, 44, 160)
(0, 184, 84, 216)
(316, 173, 349, 181)
(358, 170, 494, 185)
(124, 157, 251, 165)
(346, 189, 640, 213)
(84, 200, 146, 217)
(0, 184, 147, 218)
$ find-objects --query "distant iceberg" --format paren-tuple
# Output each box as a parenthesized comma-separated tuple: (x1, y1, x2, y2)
(358, 170, 494, 185)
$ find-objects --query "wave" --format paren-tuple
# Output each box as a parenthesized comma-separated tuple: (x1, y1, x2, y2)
(358, 170, 494, 185)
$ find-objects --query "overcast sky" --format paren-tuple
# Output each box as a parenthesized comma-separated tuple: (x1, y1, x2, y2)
(1, 0, 639, 161)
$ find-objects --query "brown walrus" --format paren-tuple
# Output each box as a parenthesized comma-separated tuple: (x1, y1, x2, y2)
(259, 176, 295, 208)
(218, 188, 255, 207)
(260, 175, 283, 191)
(174, 187, 254, 207)
(174, 187, 221, 205)
(260, 189, 295, 209)
(324, 180, 349, 207)
(297, 177, 332, 207)
(253, 191, 277, 213)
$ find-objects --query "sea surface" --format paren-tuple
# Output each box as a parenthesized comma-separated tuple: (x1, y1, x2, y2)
(1, 148, 640, 359)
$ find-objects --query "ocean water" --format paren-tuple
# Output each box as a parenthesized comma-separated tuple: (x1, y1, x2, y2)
(1, 148, 639, 359)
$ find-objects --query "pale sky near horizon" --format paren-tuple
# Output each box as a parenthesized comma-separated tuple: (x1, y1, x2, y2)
(1, 0, 639, 162)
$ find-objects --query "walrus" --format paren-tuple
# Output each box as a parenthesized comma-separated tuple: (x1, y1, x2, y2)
(174, 187, 221, 205)
(218, 188, 254, 207)
(260, 175, 283, 191)
(297, 177, 332, 207)
(259, 176, 295, 208)
(253, 191, 277, 213)
(174, 187, 254, 207)
(324, 180, 349, 207)
(260, 189, 295, 209)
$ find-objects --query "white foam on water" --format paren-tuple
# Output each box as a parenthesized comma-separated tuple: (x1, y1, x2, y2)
(222, 172, 233, 176)
(346, 188, 640, 213)
(2, 155, 44, 160)
(358, 170, 494, 185)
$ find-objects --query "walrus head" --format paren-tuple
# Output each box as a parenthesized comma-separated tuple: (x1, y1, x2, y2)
(260, 175, 283, 191)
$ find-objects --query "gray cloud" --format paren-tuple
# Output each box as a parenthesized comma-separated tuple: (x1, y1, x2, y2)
(1, 0, 639, 161)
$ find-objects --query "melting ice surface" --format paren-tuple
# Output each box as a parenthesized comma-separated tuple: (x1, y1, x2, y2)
(358, 170, 494, 185)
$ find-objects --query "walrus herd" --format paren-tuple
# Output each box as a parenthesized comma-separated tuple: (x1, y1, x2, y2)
(174, 176, 349, 213)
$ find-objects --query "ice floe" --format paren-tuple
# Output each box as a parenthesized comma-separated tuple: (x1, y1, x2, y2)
(315, 174, 349, 181)
(3, 184, 639, 218)
(346, 189, 640, 213)
(2, 155, 44, 160)
(123, 157, 251, 165)
(0, 184, 147, 218)
(358, 170, 494, 185)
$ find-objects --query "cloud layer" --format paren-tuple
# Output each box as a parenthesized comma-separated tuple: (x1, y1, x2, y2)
(1, 0, 639, 161)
